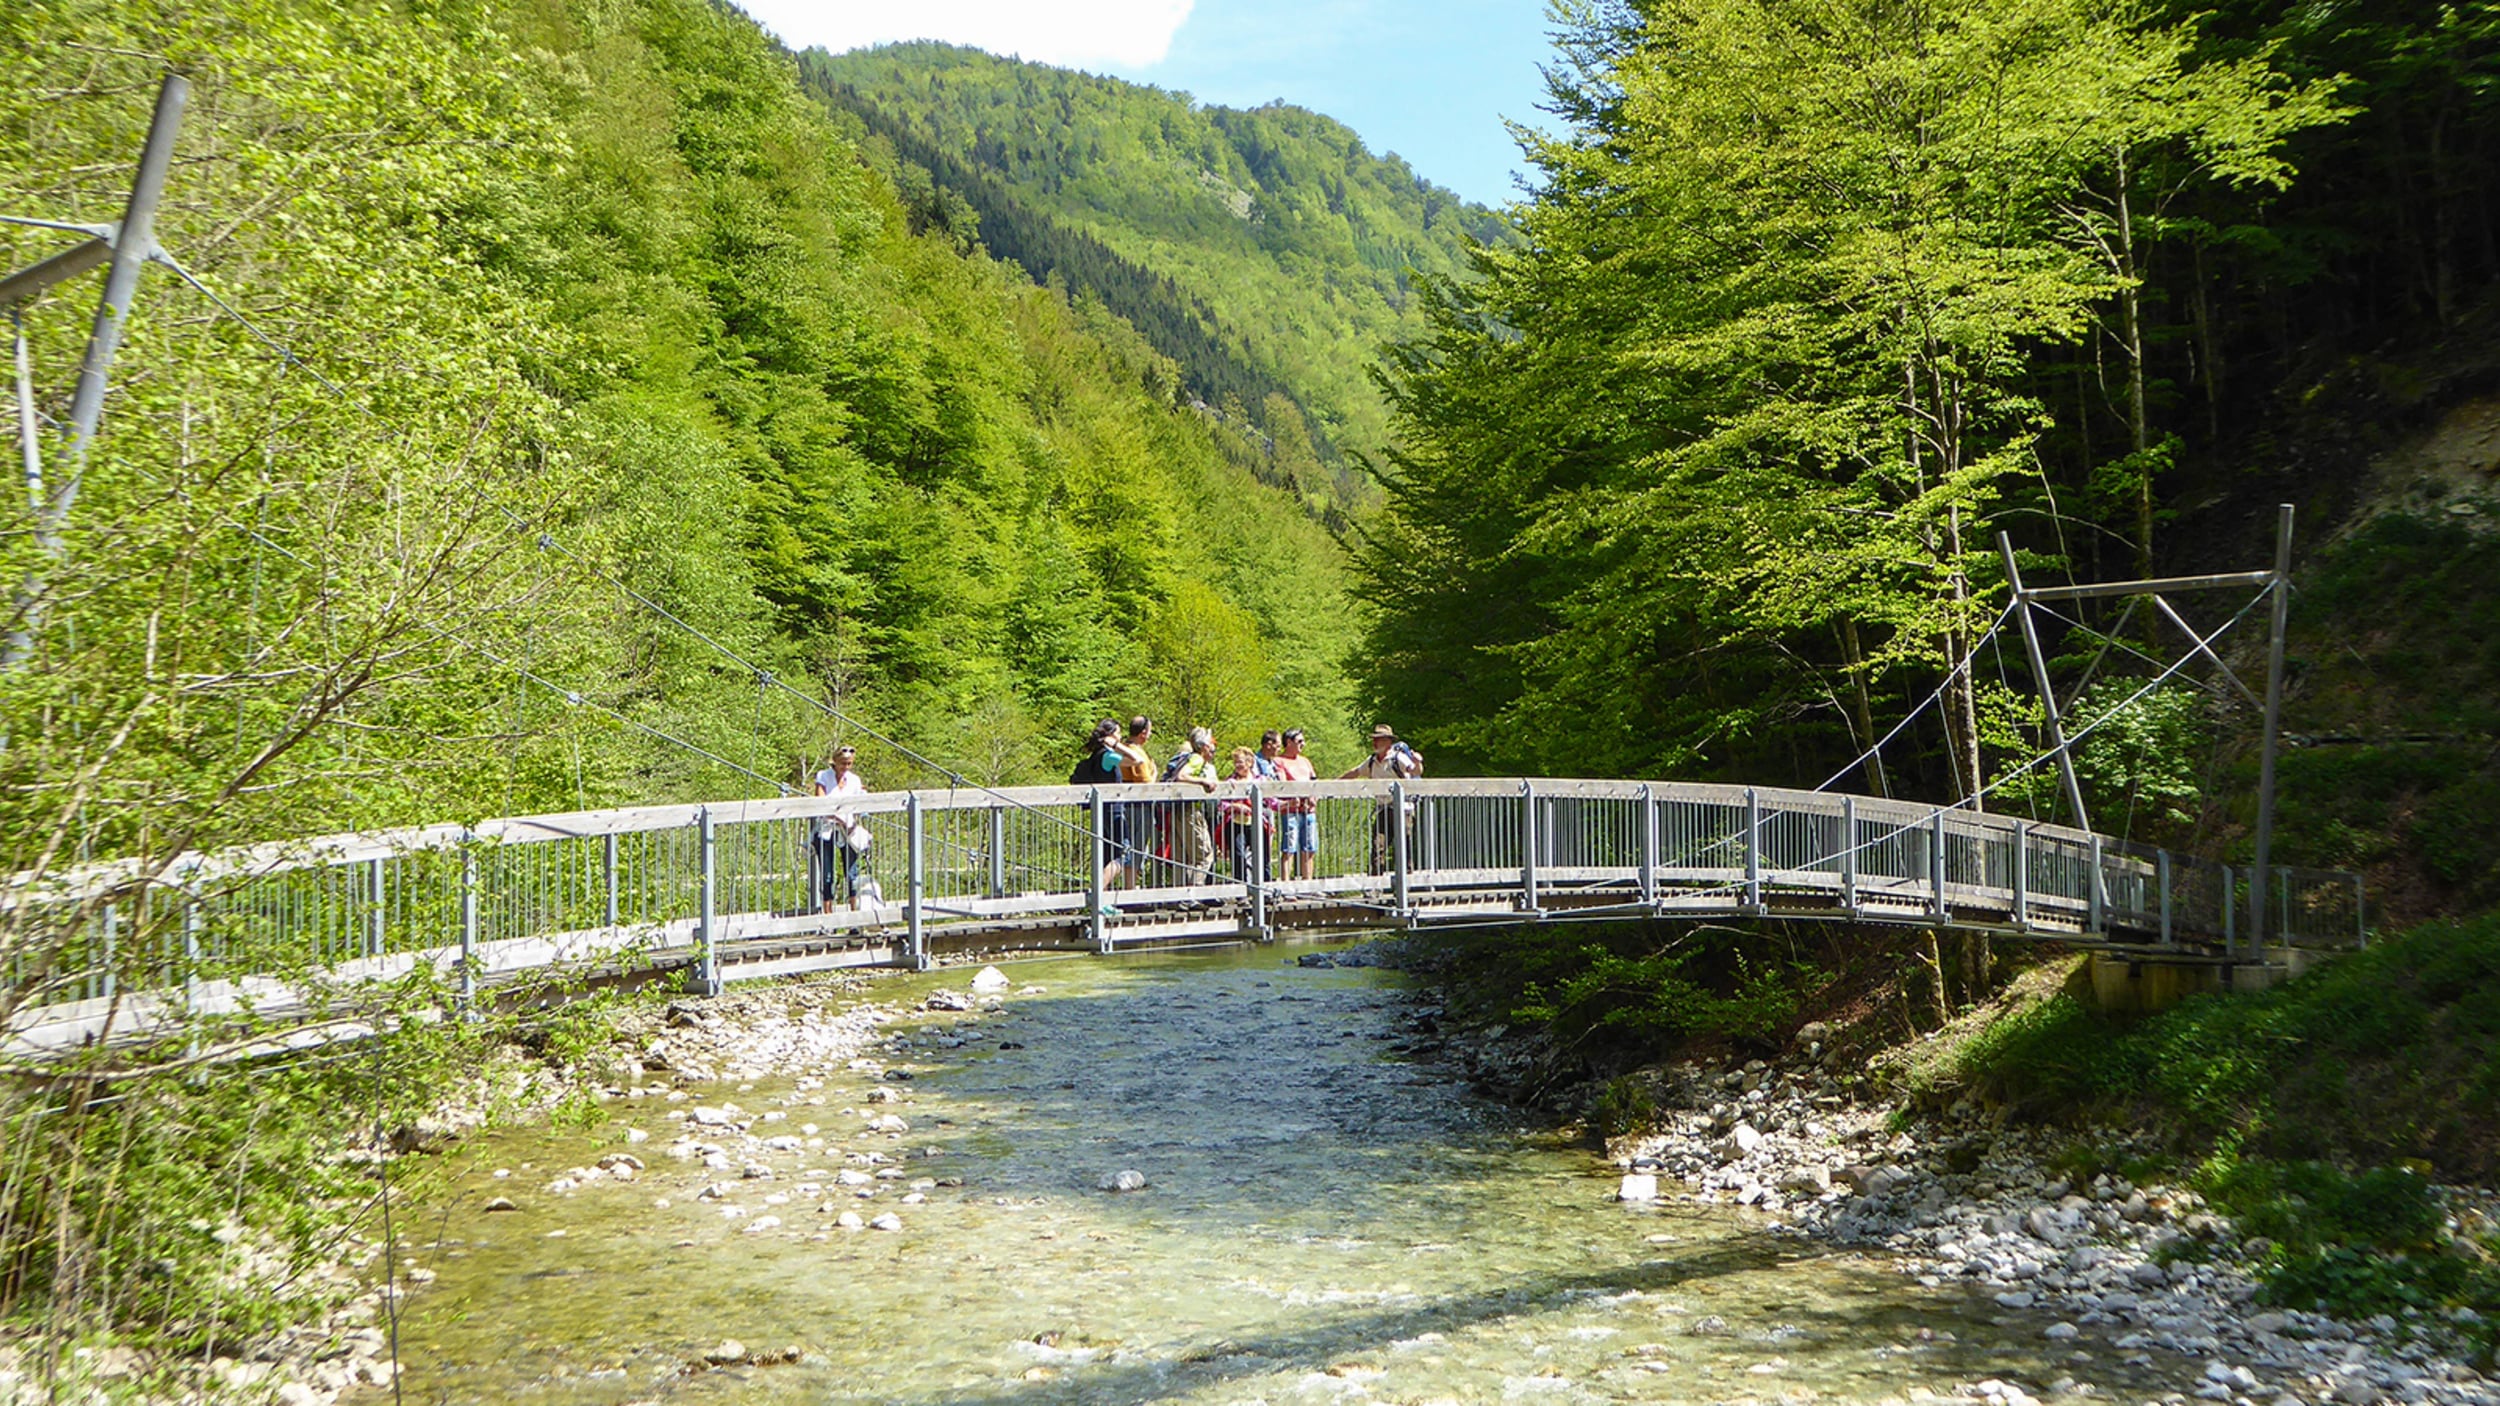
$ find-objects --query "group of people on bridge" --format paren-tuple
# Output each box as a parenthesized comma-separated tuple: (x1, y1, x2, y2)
(807, 721, 1423, 916)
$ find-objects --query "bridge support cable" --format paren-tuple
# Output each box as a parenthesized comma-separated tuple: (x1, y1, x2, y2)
(1813, 602, 2018, 795)
(1996, 507, 2297, 962)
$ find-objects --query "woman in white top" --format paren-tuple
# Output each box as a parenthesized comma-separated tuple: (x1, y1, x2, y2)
(813, 745, 868, 913)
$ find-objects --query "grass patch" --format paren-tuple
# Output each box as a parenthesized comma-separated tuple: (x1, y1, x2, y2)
(1956, 913, 2500, 1175)
(1950, 913, 2500, 1348)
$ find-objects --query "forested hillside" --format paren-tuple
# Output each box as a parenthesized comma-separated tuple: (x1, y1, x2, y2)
(1356, 0, 2500, 906)
(0, 0, 1362, 879)
(805, 42, 1509, 516)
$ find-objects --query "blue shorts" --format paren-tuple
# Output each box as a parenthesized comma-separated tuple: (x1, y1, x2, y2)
(1280, 811, 1319, 855)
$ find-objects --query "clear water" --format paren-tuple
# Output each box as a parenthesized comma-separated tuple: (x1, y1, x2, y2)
(375, 945, 2209, 1404)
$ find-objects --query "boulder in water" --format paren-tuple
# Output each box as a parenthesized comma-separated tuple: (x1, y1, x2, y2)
(1099, 1169, 1147, 1193)
(971, 966, 1010, 993)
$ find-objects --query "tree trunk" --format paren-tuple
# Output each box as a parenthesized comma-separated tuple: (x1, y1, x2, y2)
(1941, 505, 1985, 813)
(1840, 617, 1889, 798)
(1919, 930, 1950, 1026)
(2113, 147, 2153, 580)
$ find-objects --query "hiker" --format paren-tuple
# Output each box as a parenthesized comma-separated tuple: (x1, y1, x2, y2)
(1274, 727, 1319, 879)
(1073, 719, 1131, 908)
(1113, 716, 1155, 895)
(1221, 745, 1268, 883)
(1342, 724, 1424, 873)
(1252, 728, 1285, 880)
(813, 744, 868, 913)
(1171, 725, 1223, 885)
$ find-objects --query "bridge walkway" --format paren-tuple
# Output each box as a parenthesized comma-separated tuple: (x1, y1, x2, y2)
(4, 778, 2366, 1058)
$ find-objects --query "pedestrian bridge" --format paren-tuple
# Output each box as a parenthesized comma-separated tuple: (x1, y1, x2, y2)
(4, 779, 2365, 1059)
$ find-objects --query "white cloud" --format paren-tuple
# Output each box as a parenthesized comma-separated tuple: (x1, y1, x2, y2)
(740, 0, 1197, 68)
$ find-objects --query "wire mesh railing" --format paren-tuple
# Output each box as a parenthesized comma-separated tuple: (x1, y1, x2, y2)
(2, 778, 2368, 1052)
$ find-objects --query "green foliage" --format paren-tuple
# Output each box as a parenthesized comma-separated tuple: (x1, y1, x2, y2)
(1957, 912, 2500, 1176)
(0, 0, 1371, 1355)
(804, 41, 1505, 488)
(1460, 925, 1816, 1055)
(2261, 512, 2500, 905)
(2196, 1154, 2498, 1339)
(1589, 1075, 1659, 1140)
(1353, 0, 2334, 787)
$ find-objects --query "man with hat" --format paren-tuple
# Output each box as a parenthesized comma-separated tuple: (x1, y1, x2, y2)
(1341, 725, 1424, 873)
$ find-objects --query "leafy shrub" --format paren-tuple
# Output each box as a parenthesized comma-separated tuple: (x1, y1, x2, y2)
(1589, 1075, 1658, 1140)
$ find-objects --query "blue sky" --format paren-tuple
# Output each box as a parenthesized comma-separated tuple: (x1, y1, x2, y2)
(743, 0, 1560, 207)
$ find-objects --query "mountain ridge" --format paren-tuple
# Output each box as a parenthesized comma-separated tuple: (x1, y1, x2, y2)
(800, 41, 1510, 509)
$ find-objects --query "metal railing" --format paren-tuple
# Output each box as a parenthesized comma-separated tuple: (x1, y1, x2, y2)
(1, 779, 2367, 1054)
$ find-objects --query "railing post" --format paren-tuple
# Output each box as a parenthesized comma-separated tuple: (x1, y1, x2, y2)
(1841, 795, 1858, 916)
(907, 792, 929, 969)
(1928, 810, 1947, 920)
(1520, 781, 1540, 915)
(697, 807, 719, 996)
(987, 804, 1007, 899)
(1390, 780, 1412, 920)
(1744, 788, 1763, 913)
(2221, 865, 2236, 959)
(459, 836, 479, 1015)
(2086, 834, 2104, 935)
(100, 904, 117, 1003)
(182, 897, 201, 1004)
(1249, 780, 1270, 938)
(182, 895, 201, 1060)
(1088, 787, 1107, 950)
(2011, 822, 2028, 934)
(1638, 784, 1658, 911)
(366, 857, 385, 959)
(1250, 780, 1270, 935)
(2157, 849, 2173, 946)
(603, 831, 619, 929)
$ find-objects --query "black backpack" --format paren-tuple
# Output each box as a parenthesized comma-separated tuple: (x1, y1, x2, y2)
(1068, 746, 1104, 787)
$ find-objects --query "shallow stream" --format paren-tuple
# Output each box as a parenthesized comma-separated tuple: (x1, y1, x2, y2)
(372, 944, 2218, 1404)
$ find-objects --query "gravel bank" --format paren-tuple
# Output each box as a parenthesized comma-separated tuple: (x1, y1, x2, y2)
(1607, 1030, 2499, 1406)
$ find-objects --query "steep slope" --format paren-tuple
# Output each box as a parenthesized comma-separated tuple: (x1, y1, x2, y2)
(0, 0, 1365, 872)
(801, 42, 1508, 510)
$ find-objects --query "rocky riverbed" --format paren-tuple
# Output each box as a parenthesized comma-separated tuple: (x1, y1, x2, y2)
(1591, 1029, 2500, 1406)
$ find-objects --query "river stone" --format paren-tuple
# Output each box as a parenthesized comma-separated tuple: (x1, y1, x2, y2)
(2045, 1322, 2081, 1341)
(2131, 1261, 2170, 1286)
(1100, 1169, 1147, 1193)
(971, 966, 1010, 993)
(1779, 1166, 1831, 1196)
(925, 990, 973, 1012)
(741, 1215, 782, 1234)
(597, 1152, 644, 1172)
(1993, 1290, 2037, 1309)
(836, 1211, 864, 1230)
(705, 1340, 747, 1365)
(868, 1213, 904, 1232)
(481, 1197, 517, 1213)
(867, 1086, 901, 1104)
(1618, 1173, 1660, 1203)
(691, 1106, 734, 1127)
(1720, 1123, 1765, 1160)
(1688, 1315, 1731, 1337)
(868, 1114, 909, 1135)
